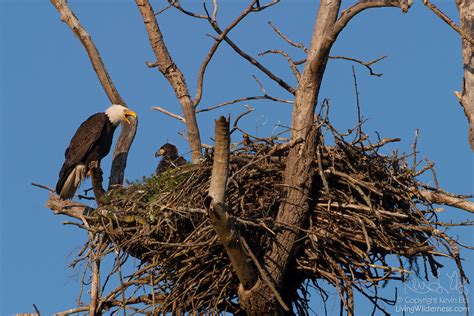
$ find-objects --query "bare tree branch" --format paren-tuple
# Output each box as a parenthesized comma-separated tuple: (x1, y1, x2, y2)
(194, 0, 259, 107)
(330, 55, 387, 76)
(135, 0, 202, 162)
(455, 0, 474, 150)
(45, 193, 93, 221)
(421, 190, 474, 213)
(259, 49, 301, 80)
(267, 21, 308, 53)
(54, 306, 89, 316)
(212, 0, 218, 20)
(205, 15, 296, 95)
(50, 0, 125, 106)
(152, 106, 186, 123)
(207, 116, 257, 290)
(333, 1, 412, 44)
(230, 105, 255, 134)
(166, 0, 208, 19)
(197, 95, 292, 113)
(89, 239, 102, 315)
(423, 0, 474, 46)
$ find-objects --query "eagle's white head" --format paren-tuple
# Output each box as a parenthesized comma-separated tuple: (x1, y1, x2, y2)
(105, 104, 137, 126)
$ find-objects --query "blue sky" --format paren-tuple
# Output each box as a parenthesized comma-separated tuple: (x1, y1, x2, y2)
(0, 0, 472, 315)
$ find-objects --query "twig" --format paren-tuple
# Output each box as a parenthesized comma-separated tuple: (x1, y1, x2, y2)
(54, 306, 89, 316)
(166, 0, 207, 19)
(205, 11, 296, 95)
(352, 66, 363, 140)
(331, 55, 387, 77)
(212, 0, 218, 20)
(152, 106, 185, 123)
(33, 304, 41, 316)
(362, 137, 400, 150)
(194, 0, 259, 107)
(31, 182, 54, 192)
(155, 3, 172, 15)
(267, 21, 308, 53)
(258, 49, 301, 80)
(241, 238, 290, 312)
(197, 95, 292, 113)
(412, 129, 419, 168)
(423, 0, 474, 46)
(230, 105, 255, 134)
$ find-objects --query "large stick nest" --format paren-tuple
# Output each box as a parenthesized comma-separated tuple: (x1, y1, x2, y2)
(84, 126, 468, 314)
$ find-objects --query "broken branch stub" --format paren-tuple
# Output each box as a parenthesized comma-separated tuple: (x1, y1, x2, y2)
(207, 116, 257, 290)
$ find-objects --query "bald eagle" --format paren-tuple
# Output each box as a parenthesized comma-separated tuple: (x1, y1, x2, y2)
(56, 104, 137, 199)
(155, 143, 187, 175)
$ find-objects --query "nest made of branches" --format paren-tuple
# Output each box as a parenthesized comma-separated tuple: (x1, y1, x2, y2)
(81, 125, 469, 315)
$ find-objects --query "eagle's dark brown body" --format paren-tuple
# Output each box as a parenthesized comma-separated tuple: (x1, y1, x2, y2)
(56, 113, 117, 199)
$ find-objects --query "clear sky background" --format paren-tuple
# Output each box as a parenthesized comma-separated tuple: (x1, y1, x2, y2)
(0, 0, 472, 315)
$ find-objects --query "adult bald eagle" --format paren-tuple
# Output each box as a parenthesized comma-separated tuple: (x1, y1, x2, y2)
(56, 104, 137, 199)
(155, 143, 187, 175)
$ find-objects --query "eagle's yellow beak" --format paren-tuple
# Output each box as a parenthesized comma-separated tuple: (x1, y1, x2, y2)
(123, 110, 137, 125)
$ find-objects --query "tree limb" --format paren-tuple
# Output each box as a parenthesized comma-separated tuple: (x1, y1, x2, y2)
(206, 17, 296, 95)
(89, 161, 105, 205)
(166, 0, 208, 19)
(135, 0, 202, 162)
(455, 0, 474, 150)
(330, 55, 387, 77)
(50, 0, 138, 187)
(89, 239, 102, 316)
(332, 0, 412, 45)
(423, 0, 474, 46)
(45, 193, 93, 221)
(152, 106, 186, 123)
(206, 116, 257, 290)
(50, 0, 125, 106)
(194, 0, 259, 107)
(421, 190, 474, 213)
(267, 21, 308, 53)
(258, 49, 301, 80)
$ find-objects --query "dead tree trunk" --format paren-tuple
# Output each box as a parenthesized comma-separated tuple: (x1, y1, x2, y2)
(456, 0, 474, 150)
(238, 0, 412, 313)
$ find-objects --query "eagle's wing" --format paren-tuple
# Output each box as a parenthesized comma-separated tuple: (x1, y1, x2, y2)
(56, 113, 108, 196)
(63, 113, 108, 167)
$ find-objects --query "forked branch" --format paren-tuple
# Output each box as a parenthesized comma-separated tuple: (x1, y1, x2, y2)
(194, 0, 260, 107)
(204, 4, 296, 95)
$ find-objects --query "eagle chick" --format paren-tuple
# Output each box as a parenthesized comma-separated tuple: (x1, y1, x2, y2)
(155, 143, 186, 175)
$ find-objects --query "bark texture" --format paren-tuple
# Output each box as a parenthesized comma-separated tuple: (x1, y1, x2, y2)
(207, 116, 257, 290)
(239, 1, 413, 313)
(456, 0, 474, 150)
(135, 0, 202, 162)
(239, 2, 340, 312)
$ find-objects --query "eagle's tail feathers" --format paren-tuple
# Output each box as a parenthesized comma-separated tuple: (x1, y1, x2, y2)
(59, 164, 86, 199)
